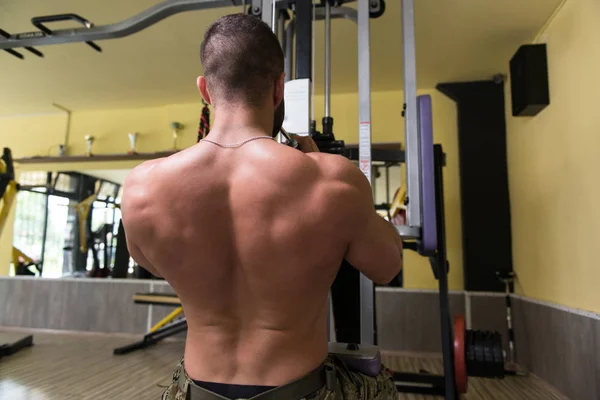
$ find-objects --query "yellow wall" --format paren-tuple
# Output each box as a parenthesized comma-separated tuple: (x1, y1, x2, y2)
(0, 91, 462, 290)
(505, 0, 600, 312)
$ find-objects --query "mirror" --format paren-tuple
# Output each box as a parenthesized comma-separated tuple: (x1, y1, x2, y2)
(10, 168, 134, 279)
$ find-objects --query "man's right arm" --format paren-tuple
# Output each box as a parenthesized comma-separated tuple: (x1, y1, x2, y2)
(327, 157, 403, 284)
(121, 160, 163, 278)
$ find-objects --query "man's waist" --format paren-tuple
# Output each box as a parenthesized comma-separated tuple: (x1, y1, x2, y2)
(183, 336, 328, 387)
(188, 362, 329, 400)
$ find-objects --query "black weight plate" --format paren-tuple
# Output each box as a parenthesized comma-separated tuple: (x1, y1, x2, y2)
(493, 332, 505, 378)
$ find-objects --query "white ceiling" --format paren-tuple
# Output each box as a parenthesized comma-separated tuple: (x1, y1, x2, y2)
(0, 0, 561, 115)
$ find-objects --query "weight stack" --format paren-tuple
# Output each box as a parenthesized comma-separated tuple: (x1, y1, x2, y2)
(454, 314, 506, 392)
(465, 329, 505, 379)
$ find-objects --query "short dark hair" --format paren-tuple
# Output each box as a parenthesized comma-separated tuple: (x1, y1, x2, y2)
(200, 14, 284, 107)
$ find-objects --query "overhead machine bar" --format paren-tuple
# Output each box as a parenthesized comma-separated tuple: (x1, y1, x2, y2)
(357, 0, 374, 345)
(0, 0, 233, 52)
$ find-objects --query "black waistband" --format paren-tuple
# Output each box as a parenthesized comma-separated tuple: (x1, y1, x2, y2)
(191, 380, 275, 400)
(189, 363, 330, 400)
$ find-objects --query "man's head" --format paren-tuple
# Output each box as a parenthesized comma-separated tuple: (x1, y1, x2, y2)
(198, 14, 285, 135)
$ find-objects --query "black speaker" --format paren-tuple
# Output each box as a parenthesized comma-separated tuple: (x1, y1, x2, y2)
(509, 44, 550, 117)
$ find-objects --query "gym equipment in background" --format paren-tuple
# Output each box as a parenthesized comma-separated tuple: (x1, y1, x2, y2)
(0, 335, 34, 361)
(86, 223, 114, 278)
(0, 148, 35, 360)
(197, 100, 211, 142)
(113, 292, 186, 355)
(111, 220, 131, 278)
(12, 247, 42, 276)
(0, 148, 18, 238)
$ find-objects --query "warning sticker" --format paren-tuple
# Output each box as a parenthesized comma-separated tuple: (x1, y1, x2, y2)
(359, 122, 371, 141)
(358, 121, 372, 181)
(359, 159, 370, 173)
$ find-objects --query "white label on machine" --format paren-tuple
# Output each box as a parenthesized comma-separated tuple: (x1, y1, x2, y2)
(283, 78, 310, 136)
(359, 122, 371, 182)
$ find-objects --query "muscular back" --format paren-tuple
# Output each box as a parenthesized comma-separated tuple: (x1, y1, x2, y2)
(122, 140, 402, 386)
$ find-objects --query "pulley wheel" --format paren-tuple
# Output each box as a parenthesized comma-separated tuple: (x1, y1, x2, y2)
(454, 315, 468, 393)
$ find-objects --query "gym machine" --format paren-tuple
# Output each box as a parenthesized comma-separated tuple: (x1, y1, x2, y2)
(0, 148, 35, 360)
(259, 1, 508, 396)
(0, 1, 508, 397)
(12, 246, 42, 276)
(113, 292, 186, 355)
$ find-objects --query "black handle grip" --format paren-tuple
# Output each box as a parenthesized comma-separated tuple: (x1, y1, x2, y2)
(31, 14, 101, 53)
(31, 14, 93, 34)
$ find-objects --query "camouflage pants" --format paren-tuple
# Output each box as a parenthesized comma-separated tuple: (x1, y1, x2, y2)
(162, 355, 397, 400)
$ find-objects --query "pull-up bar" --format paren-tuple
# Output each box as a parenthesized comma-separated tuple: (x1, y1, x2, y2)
(0, 0, 234, 53)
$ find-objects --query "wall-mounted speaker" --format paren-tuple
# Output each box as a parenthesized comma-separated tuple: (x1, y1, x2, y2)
(509, 44, 550, 117)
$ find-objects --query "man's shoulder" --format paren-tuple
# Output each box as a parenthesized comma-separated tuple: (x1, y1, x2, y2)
(127, 149, 194, 186)
(305, 153, 364, 184)
(126, 158, 166, 188)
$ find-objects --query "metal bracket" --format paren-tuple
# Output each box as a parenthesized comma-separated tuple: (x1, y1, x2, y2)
(369, 0, 385, 18)
(250, 0, 263, 17)
(0, 28, 42, 59)
(395, 225, 420, 239)
(315, 6, 357, 23)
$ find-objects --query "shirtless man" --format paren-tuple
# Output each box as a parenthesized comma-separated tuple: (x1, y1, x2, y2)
(122, 13, 402, 400)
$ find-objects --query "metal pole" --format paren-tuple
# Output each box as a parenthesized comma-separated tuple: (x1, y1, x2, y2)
(39, 172, 52, 275)
(433, 144, 458, 399)
(324, 0, 331, 118)
(372, 166, 377, 200)
(272, 0, 276, 31)
(385, 165, 390, 205)
(284, 19, 294, 82)
(401, 0, 421, 229)
(357, 0, 374, 345)
(261, 0, 273, 28)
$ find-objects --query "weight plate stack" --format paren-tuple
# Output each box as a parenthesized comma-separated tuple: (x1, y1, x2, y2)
(492, 332, 505, 378)
(465, 329, 505, 379)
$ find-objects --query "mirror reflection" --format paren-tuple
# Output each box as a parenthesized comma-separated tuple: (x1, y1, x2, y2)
(11, 169, 130, 278)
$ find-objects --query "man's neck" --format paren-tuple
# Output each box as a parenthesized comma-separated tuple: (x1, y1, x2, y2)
(209, 105, 274, 142)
